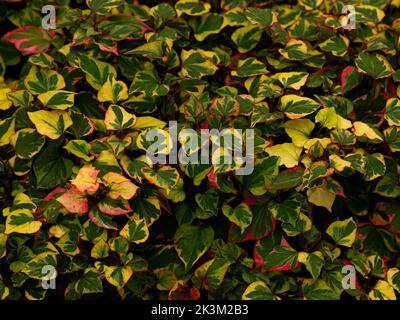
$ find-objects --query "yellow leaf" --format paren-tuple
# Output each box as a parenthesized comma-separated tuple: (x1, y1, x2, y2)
(353, 121, 384, 142)
(283, 119, 315, 147)
(102, 172, 139, 200)
(307, 185, 336, 212)
(98, 77, 128, 103)
(5, 209, 42, 235)
(0, 88, 12, 110)
(28, 110, 72, 139)
(71, 166, 100, 193)
(265, 143, 302, 168)
(369, 280, 397, 300)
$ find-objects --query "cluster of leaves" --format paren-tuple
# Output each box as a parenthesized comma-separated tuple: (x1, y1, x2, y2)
(0, 0, 400, 300)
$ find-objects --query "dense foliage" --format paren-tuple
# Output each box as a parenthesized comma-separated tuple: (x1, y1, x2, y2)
(0, 0, 400, 300)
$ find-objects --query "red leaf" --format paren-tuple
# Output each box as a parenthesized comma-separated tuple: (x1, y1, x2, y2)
(56, 186, 89, 214)
(3, 26, 54, 54)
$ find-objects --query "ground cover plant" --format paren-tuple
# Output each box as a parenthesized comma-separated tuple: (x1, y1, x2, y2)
(0, 0, 400, 300)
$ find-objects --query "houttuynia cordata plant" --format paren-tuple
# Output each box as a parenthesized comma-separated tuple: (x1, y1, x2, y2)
(0, 0, 400, 301)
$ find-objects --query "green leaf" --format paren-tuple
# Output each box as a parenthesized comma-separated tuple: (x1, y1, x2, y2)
(120, 217, 149, 244)
(298, 251, 324, 280)
(33, 141, 73, 189)
(326, 217, 357, 247)
(175, 0, 211, 16)
(232, 58, 268, 77)
(174, 224, 214, 270)
(75, 268, 104, 295)
(385, 98, 400, 126)
(38, 90, 75, 110)
(78, 55, 117, 90)
(181, 49, 218, 79)
(222, 202, 253, 234)
(64, 139, 93, 161)
(190, 13, 225, 41)
(24, 66, 65, 95)
(242, 281, 277, 300)
(280, 95, 321, 119)
(364, 153, 386, 181)
(231, 25, 262, 53)
(355, 52, 393, 79)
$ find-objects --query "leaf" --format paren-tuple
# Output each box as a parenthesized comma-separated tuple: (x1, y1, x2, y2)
(70, 166, 100, 193)
(86, 0, 121, 15)
(341, 66, 362, 94)
(175, 0, 211, 16)
(174, 224, 214, 270)
(68, 111, 94, 138)
(28, 110, 72, 140)
(368, 280, 396, 300)
(130, 70, 169, 97)
(195, 190, 219, 216)
(22, 252, 57, 280)
(104, 105, 136, 131)
(64, 140, 93, 161)
(56, 186, 88, 214)
(355, 52, 393, 79)
(190, 13, 225, 41)
(98, 198, 132, 216)
(5, 209, 42, 235)
(102, 172, 139, 200)
(242, 156, 279, 196)
(319, 35, 349, 57)
(142, 166, 179, 194)
(56, 231, 80, 256)
(387, 268, 400, 293)
(33, 141, 73, 189)
(315, 107, 352, 130)
(242, 281, 278, 300)
(3, 26, 54, 54)
(91, 239, 109, 259)
(283, 119, 315, 147)
(274, 72, 308, 90)
(298, 251, 324, 280)
(364, 153, 386, 181)
(0, 117, 15, 147)
(120, 217, 149, 244)
(75, 269, 103, 295)
(280, 95, 321, 119)
(10, 130, 43, 164)
(98, 76, 128, 103)
(231, 25, 262, 53)
(193, 258, 230, 290)
(0, 88, 13, 110)
(231, 58, 268, 77)
(306, 184, 336, 212)
(326, 218, 357, 247)
(384, 126, 400, 152)
(265, 143, 302, 168)
(244, 7, 276, 27)
(353, 121, 384, 142)
(38, 90, 75, 110)
(89, 207, 117, 230)
(356, 5, 385, 23)
(222, 203, 253, 234)
(302, 279, 340, 300)
(78, 55, 117, 90)
(104, 265, 133, 288)
(24, 66, 65, 95)
(181, 49, 218, 79)
(385, 98, 400, 126)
